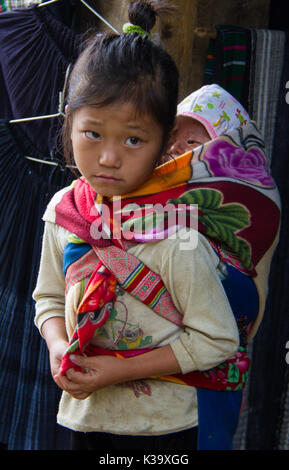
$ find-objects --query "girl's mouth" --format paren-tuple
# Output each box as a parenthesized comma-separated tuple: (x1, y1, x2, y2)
(95, 174, 122, 183)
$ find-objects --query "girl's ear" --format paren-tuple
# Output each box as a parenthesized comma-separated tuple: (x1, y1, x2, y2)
(65, 105, 69, 116)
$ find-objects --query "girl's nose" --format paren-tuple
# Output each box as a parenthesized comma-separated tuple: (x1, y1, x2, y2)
(98, 144, 121, 168)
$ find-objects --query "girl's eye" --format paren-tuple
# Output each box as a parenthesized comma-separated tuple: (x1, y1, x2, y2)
(187, 139, 198, 145)
(126, 136, 142, 146)
(85, 131, 101, 141)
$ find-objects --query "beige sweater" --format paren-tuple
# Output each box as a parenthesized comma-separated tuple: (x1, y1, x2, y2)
(33, 221, 239, 435)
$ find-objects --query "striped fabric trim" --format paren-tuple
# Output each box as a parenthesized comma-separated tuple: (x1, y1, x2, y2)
(121, 262, 146, 290)
(121, 264, 167, 309)
(2, 0, 42, 9)
(248, 29, 285, 164)
(93, 245, 184, 327)
(149, 285, 166, 308)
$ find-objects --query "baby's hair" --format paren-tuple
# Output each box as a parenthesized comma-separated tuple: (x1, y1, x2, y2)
(62, 0, 179, 171)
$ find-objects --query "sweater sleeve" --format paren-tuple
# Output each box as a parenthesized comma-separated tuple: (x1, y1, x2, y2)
(33, 221, 67, 335)
(160, 229, 240, 373)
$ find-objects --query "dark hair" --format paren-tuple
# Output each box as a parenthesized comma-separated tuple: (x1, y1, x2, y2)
(62, 0, 179, 170)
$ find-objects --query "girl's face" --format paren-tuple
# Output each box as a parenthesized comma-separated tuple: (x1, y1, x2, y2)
(69, 102, 164, 197)
(167, 115, 211, 158)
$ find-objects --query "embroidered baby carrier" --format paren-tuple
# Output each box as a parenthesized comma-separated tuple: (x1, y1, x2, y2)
(45, 121, 280, 394)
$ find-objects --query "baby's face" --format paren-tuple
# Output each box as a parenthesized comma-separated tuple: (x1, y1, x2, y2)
(166, 115, 211, 158)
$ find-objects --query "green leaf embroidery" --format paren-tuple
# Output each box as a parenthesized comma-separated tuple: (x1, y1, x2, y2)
(169, 188, 252, 269)
(170, 187, 223, 208)
(228, 363, 240, 383)
(122, 211, 169, 234)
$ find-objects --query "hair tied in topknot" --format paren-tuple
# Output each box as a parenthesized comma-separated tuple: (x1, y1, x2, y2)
(128, 1, 157, 33)
(122, 22, 152, 40)
(127, 1, 174, 32)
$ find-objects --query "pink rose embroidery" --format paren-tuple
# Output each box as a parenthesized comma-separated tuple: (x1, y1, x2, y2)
(234, 351, 250, 374)
(208, 369, 227, 385)
(203, 140, 275, 187)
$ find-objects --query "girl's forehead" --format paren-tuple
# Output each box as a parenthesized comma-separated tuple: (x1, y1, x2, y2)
(73, 102, 161, 130)
(74, 101, 139, 117)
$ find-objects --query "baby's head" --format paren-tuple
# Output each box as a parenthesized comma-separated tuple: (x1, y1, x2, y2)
(62, 0, 179, 195)
(166, 84, 250, 159)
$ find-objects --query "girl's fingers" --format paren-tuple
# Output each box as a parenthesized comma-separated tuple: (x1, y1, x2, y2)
(65, 368, 92, 383)
(70, 391, 91, 400)
(55, 374, 90, 399)
(54, 370, 89, 395)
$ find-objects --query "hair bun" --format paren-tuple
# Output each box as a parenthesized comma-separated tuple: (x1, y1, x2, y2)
(128, 1, 156, 32)
(128, 0, 173, 33)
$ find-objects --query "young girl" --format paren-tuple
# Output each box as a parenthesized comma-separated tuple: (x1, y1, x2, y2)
(33, 1, 280, 451)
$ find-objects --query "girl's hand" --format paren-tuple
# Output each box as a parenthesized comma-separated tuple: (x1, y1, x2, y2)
(41, 316, 71, 384)
(53, 368, 92, 400)
(53, 355, 127, 399)
(48, 338, 68, 378)
(53, 345, 181, 400)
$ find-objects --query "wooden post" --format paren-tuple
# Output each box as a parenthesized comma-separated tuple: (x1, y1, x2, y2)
(157, 0, 198, 100)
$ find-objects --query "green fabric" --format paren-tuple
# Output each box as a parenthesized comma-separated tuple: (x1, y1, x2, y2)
(203, 25, 249, 106)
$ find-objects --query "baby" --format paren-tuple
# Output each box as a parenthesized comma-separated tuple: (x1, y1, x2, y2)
(165, 83, 250, 160)
(162, 85, 253, 449)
